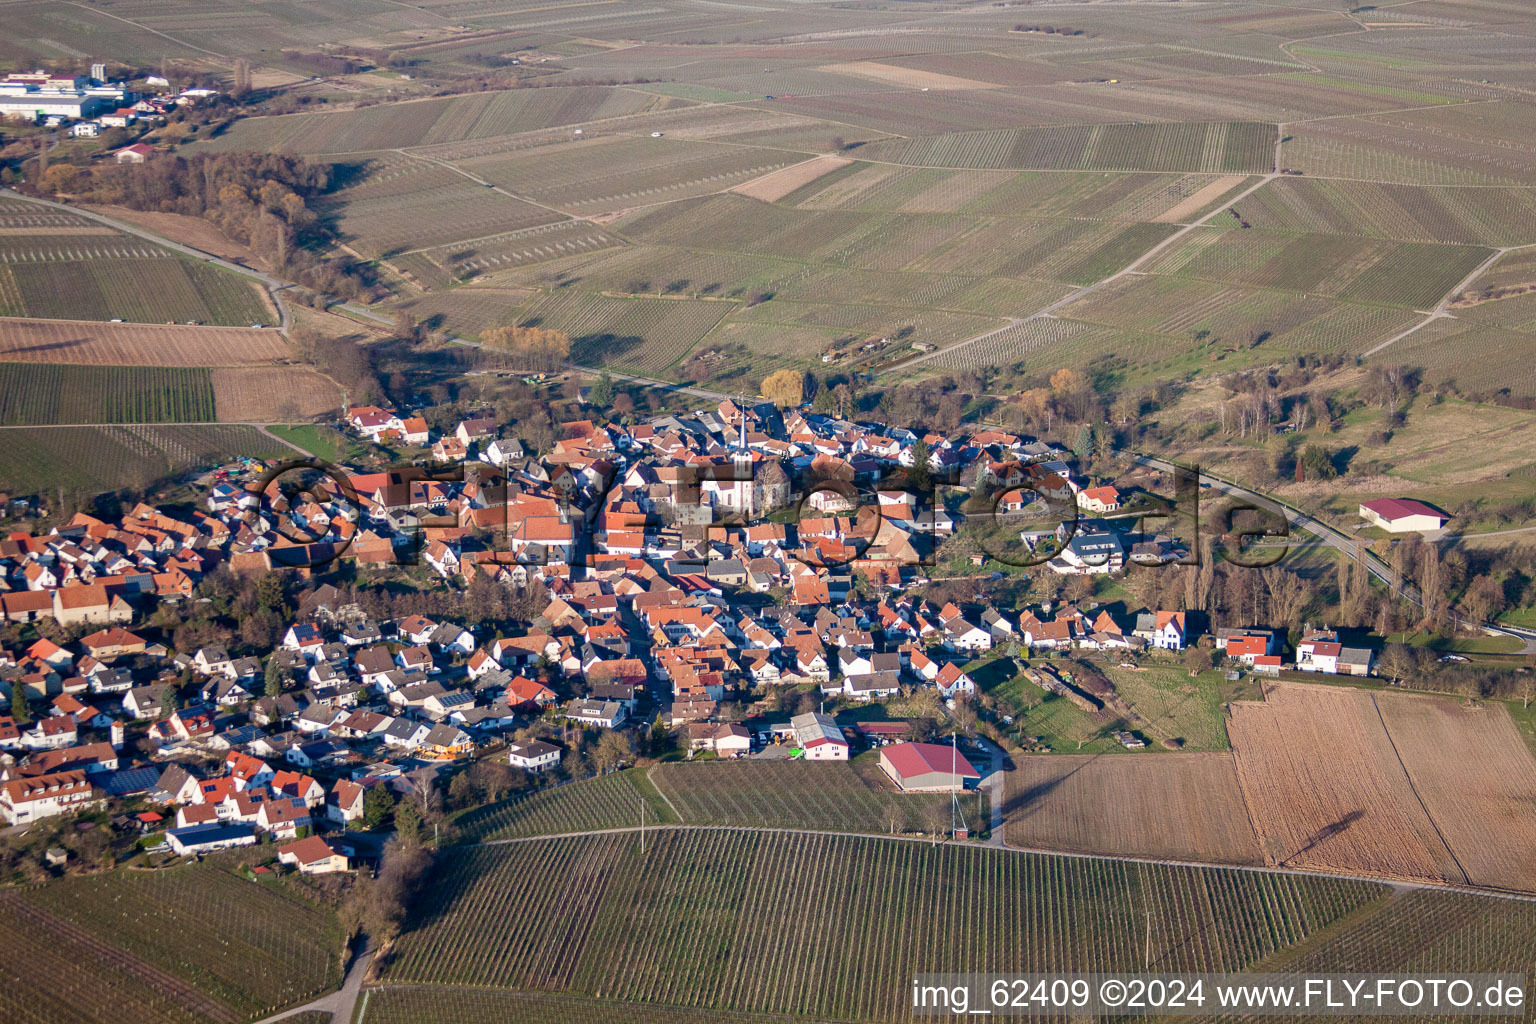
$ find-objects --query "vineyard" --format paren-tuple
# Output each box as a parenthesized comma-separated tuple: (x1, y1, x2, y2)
(190, 86, 670, 154)
(0, 364, 214, 425)
(457, 136, 797, 216)
(0, 424, 291, 496)
(0, 863, 343, 1024)
(512, 289, 731, 375)
(857, 122, 1276, 173)
(0, 319, 292, 366)
(319, 161, 563, 259)
(359, 989, 800, 1024)
(1142, 229, 1493, 310)
(1059, 275, 1424, 356)
(0, 257, 270, 326)
(383, 829, 1386, 1020)
(211, 367, 344, 422)
(453, 770, 673, 843)
(1231, 179, 1536, 247)
(650, 760, 966, 834)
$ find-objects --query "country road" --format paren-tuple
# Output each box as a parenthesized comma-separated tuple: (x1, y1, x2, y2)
(1129, 452, 1536, 656)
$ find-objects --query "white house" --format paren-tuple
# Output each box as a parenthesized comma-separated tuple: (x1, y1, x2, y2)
(0, 770, 102, 824)
(507, 739, 562, 773)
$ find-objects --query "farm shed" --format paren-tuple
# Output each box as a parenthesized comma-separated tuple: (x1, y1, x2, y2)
(879, 741, 980, 793)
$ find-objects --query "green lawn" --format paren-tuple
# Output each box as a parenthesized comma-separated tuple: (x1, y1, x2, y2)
(975, 653, 1241, 753)
(266, 424, 364, 463)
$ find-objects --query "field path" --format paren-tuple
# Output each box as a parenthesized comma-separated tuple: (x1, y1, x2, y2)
(250, 936, 375, 1024)
(645, 763, 684, 820)
(882, 172, 1281, 374)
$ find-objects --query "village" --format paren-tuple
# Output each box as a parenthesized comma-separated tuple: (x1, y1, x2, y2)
(0, 393, 1413, 874)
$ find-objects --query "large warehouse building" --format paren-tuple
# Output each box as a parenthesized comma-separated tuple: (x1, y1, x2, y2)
(879, 741, 981, 793)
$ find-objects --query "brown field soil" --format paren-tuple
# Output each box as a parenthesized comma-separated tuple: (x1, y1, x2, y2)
(732, 156, 852, 203)
(212, 367, 344, 422)
(83, 205, 266, 268)
(1151, 174, 1251, 223)
(0, 318, 292, 366)
(1375, 695, 1536, 892)
(1004, 752, 1263, 865)
(820, 61, 1000, 91)
(1227, 682, 1463, 884)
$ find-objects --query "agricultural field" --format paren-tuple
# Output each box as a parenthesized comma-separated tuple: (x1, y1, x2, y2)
(0, 364, 214, 425)
(1142, 229, 1493, 310)
(1374, 694, 1536, 892)
(0, 257, 270, 326)
(1227, 682, 1536, 888)
(192, 87, 679, 155)
(317, 159, 564, 259)
(0, 863, 343, 1024)
(0, 424, 292, 497)
(649, 760, 969, 836)
(382, 829, 1386, 1020)
(1004, 753, 1261, 865)
(1228, 179, 1536, 247)
(857, 122, 1276, 174)
(210, 367, 344, 422)
(453, 770, 673, 843)
(509, 289, 731, 375)
(455, 136, 798, 217)
(0, 319, 293, 367)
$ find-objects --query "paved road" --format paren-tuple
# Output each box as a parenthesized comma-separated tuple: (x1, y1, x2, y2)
(251, 937, 374, 1024)
(0, 189, 293, 331)
(1129, 452, 1536, 655)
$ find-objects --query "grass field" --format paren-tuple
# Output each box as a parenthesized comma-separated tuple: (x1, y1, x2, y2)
(265, 424, 364, 463)
(384, 829, 1384, 1020)
(0, 424, 292, 496)
(0, 863, 342, 1024)
(0, 364, 214, 425)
